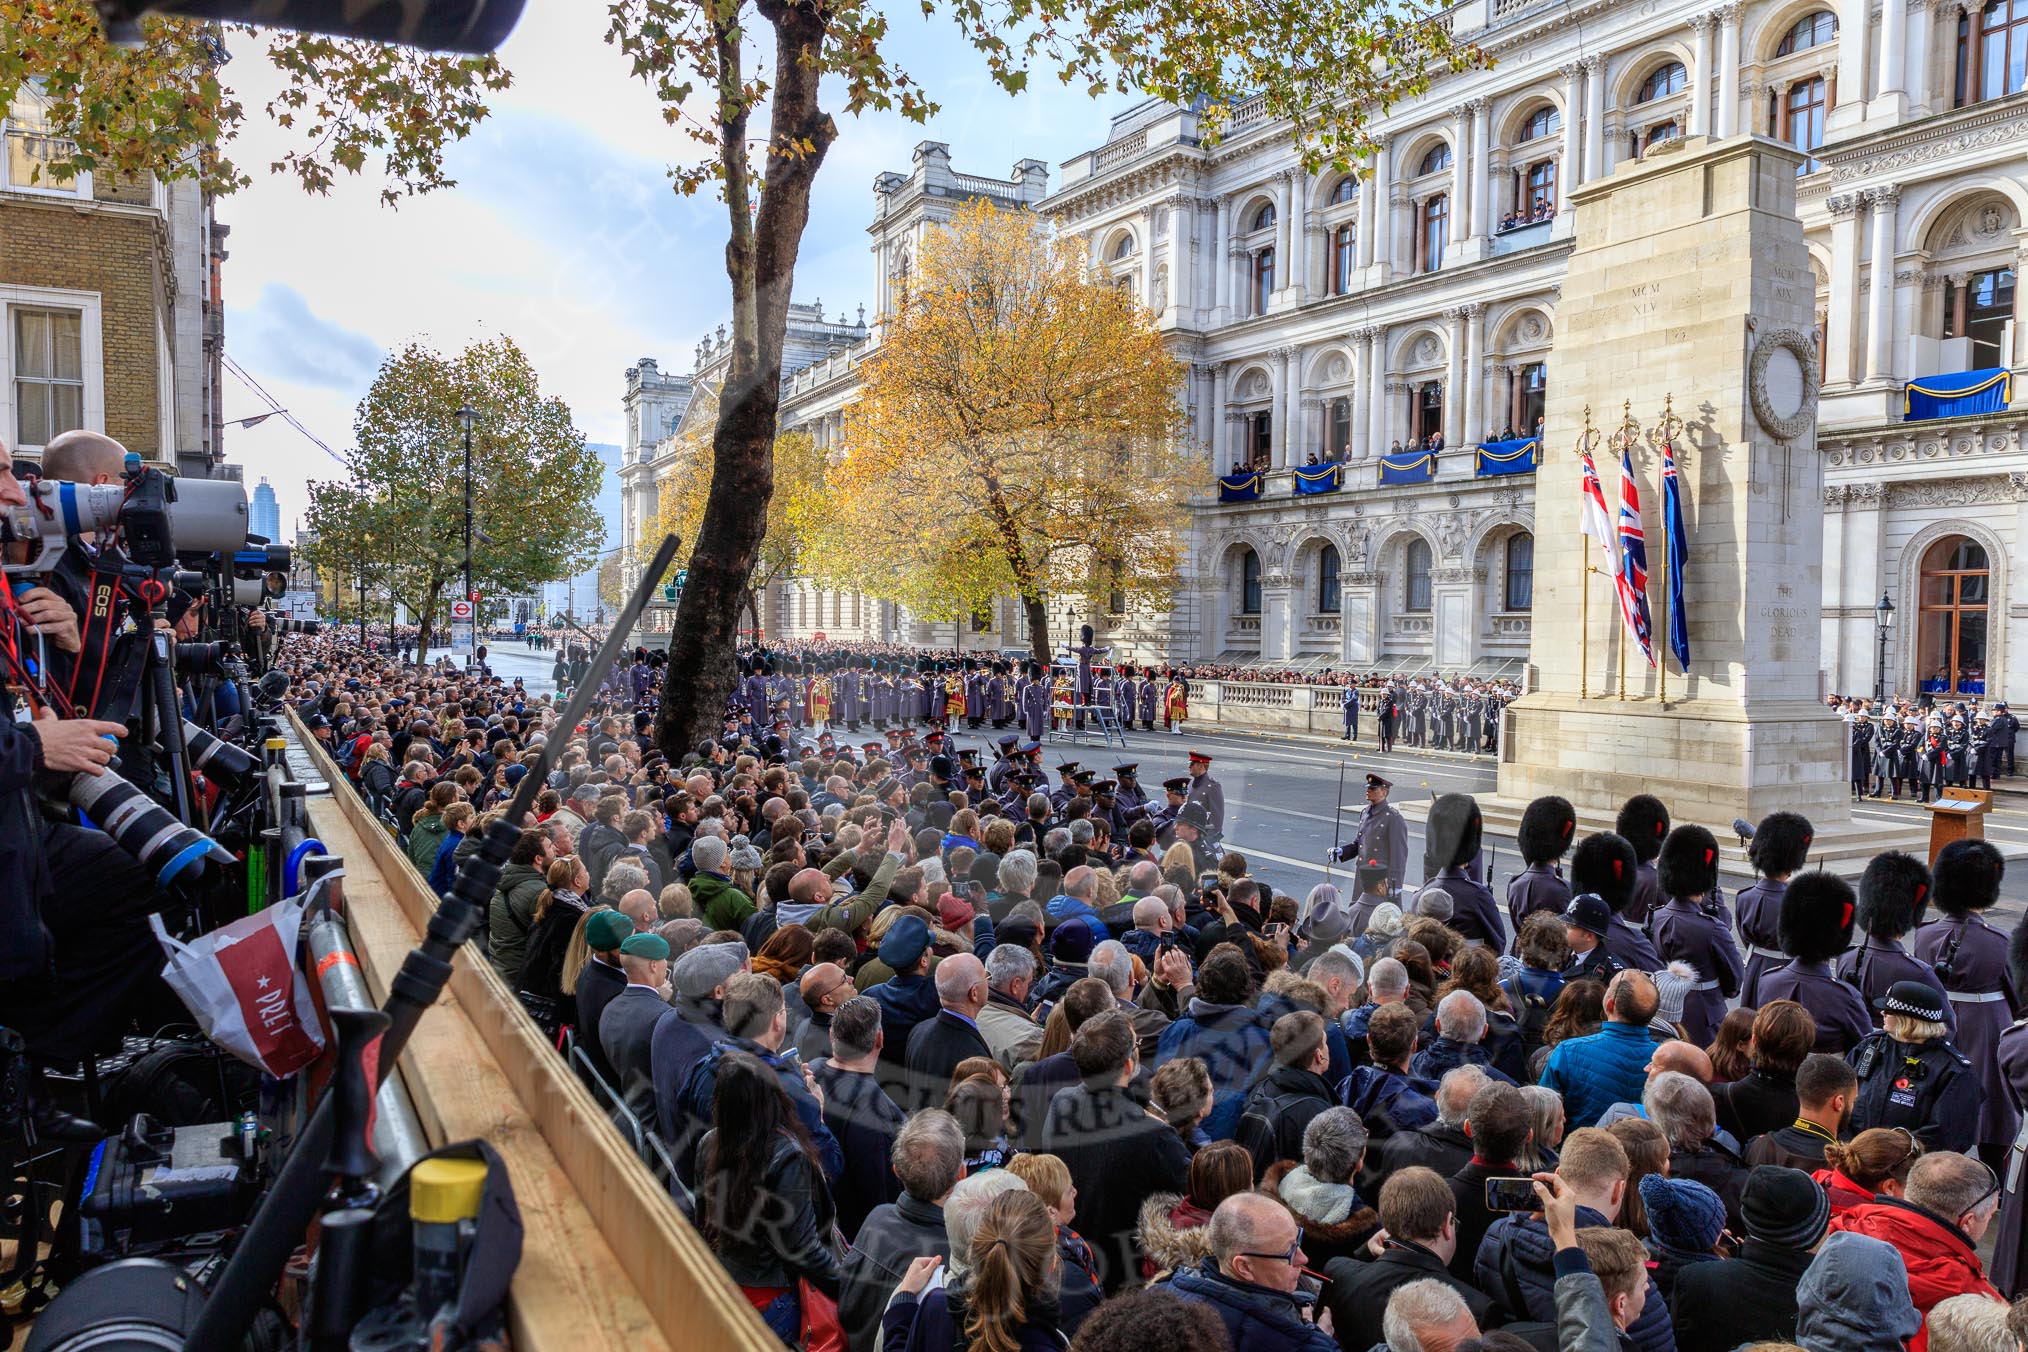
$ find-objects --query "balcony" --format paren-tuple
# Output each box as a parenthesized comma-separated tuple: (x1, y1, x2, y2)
(1489, 219, 1554, 257)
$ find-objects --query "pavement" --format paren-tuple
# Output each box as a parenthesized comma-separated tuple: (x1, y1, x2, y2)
(434, 643, 2028, 928)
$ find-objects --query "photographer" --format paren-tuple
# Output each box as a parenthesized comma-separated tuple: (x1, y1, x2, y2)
(0, 439, 179, 1135)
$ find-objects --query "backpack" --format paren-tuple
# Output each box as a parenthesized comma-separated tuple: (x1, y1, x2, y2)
(1235, 1084, 1316, 1179)
(1504, 975, 1555, 1057)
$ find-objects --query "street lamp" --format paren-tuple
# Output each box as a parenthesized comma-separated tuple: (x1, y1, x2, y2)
(1874, 591, 1896, 705)
(456, 404, 478, 666)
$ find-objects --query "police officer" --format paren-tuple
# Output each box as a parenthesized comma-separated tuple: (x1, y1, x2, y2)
(1560, 894, 1624, 986)
(1332, 773, 1409, 897)
(1849, 981, 1983, 1153)
(1341, 681, 1360, 742)
(1993, 701, 2019, 775)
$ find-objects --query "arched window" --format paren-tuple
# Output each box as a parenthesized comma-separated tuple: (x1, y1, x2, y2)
(1505, 533, 1535, 611)
(1960, 0, 2028, 104)
(1776, 10, 1837, 54)
(1944, 267, 2017, 369)
(1784, 77, 1828, 171)
(1328, 396, 1352, 458)
(1918, 536, 1991, 695)
(1254, 247, 1276, 314)
(1252, 202, 1277, 232)
(1524, 160, 1557, 215)
(1639, 62, 1688, 102)
(1421, 193, 1448, 272)
(1331, 177, 1357, 205)
(1111, 234, 1135, 260)
(1240, 549, 1263, 615)
(1518, 361, 1548, 434)
(1405, 538, 1433, 613)
(1633, 121, 1682, 158)
(1333, 224, 1356, 295)
(1413, 380, 1445, 442)
(1518, 105, 1561, 142)
(1419, 143, 1454, 175)
(1320, 545, 1342, 613)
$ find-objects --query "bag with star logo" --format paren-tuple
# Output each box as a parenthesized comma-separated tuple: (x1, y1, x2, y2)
(150, 897, 326, 1077)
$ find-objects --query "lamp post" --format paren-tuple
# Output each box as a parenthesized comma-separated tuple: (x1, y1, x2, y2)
(456, 405, 478, 667)
(1874, 591, 1896, 705)
(356, 544, 368, 648)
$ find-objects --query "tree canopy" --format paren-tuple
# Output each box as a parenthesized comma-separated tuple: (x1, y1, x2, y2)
(806, 199, 1191, 659)
(302, 337, 604, 653)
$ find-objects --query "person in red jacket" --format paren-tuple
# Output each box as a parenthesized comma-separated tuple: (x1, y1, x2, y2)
(1830, 1150, 2003, 1352)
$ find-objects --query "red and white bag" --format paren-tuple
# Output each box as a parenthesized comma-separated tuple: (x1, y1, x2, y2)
(151, 899, 327, 1077)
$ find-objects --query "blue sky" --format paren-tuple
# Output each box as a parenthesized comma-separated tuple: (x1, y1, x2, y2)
(218, 5, 1141, 547)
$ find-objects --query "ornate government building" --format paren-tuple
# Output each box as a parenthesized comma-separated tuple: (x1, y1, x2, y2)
(625, 0, 2028, 704)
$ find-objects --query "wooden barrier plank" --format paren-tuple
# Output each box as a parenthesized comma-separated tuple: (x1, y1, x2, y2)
(295, 722, 776, 1352)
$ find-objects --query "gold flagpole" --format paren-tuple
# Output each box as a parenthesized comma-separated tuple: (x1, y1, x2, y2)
(1580, 405, 1593, 700)
(1616, 402, 1632, 701)
(1658, 393, 1679, 708)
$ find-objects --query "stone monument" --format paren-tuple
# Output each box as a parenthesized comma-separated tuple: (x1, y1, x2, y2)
(1493, 134, 1858, 835)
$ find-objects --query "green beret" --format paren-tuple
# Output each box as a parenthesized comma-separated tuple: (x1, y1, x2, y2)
(620, 932, 670, 960)
(586, 909, 635, 952)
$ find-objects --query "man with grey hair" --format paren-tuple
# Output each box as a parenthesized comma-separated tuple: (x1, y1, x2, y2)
(978, 944, 1042, 1069)
(1380, 1279, 1480, 1352)
(1410, 991, 1512, 1085)
(1836, 1150, 2005, 1312)
(838, 1108, 963, 1350)
(686, 834, 754, 931)
(993, 849, 1038, 923)
(903, 952, 991, 1112)
(1378, 1064, 1487, 1184)
(1169, 1192, 1338, 1350)
(1043, 826, 1071, 857)
(600, 861, 650, 905)
(1345, 957, 1412, 1065)
(1925, 1294, 2017, 1352)
(812, 995, 905, 1239)
(1067, 818, 1095, 846)
(942, 1170, 1031, 1279)
(1269, 1106, 1375, 1263)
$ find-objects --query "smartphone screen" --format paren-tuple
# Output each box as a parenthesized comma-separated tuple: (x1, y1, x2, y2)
(1484, 1177, 1539, 1212)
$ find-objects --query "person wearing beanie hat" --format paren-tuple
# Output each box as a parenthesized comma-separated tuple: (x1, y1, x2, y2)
(1351, 901, 1406, 968)
(1614, 794, 1671, 926)
(1571, 833, 1662, 974)
(572, 907, 636, 1085)
(601, 930, 675, 1133)
(1670, 1166, 1832, 1352)
(1651, 825, 1742, 1045)
(1509, 795, 1577, 939)
(650, 940, 748, 1132)
(1737, 810, 1816, 1005)
(1648, 961, 1699, 1035)
(1423, 793, 1504, 948)
(1840, 851, 1953, 1030)
(1912, 840, 2016, 1158)
(1759, 871, 1874, 1054)
(1639, 1174, 1728, 1297)
(727, 834, 764, 873)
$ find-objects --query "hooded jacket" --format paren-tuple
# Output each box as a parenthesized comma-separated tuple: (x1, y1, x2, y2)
(1136, 1194, 1215, 1281)
(1795, 1232, 1924, 1352)
(1831, 1196, 2001, 1352)
(486, 860, 550, 988)
(1262, 1159, 1379, 1266)
(1155, 998, 1273, 1140)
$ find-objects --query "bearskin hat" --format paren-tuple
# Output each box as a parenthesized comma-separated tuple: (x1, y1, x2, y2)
(1615, 795, 1671, 865)
(1081, 624, 1095, 645)
(1422, 794, 1483, 876)
(1934, 839, 2005, 915)
(1856, 850, 1933, 940)
(2010, 918, 2028, 1012)
(1779, 870, 1857, 963)
(1120, 663, 1136, 678)
(1656, 825, 1720, 901)
(1571, 832, 1639, 914)
(1517, 796, 1577, 866)
(1027, 661, 1043, 680)
(1748, 811, 1814, 878)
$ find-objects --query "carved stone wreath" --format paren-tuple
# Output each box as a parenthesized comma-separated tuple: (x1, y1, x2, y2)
(1748, 327, 1820, 443)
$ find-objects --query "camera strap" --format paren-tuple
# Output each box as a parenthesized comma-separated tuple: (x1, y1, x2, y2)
(0, 574, 71, 719)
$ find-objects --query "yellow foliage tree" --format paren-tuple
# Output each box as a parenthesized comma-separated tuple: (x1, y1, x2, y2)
(637, 379, 828, 638)
(809, 198, 1193, 661)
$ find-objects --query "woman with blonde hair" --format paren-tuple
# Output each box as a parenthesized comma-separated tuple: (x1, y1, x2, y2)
(885, 1189, 1063, 1352)
(657, 881, 695, 921)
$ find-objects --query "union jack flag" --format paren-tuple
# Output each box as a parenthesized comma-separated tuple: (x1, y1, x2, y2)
(1616, 445, 1656, 667)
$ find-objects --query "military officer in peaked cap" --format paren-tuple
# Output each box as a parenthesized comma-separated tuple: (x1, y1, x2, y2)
(1332, 773, 1410, 899)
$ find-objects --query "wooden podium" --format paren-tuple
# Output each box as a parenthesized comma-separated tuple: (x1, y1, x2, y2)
(1925, 787, 1993, 863)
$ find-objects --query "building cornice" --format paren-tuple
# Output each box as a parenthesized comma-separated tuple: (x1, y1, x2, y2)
(1822, 90, 2028, 183)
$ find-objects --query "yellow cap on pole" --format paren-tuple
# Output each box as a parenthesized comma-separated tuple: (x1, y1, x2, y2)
(409, 1157, 488, 1224)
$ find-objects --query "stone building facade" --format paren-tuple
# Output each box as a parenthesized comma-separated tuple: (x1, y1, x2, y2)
(0, 84, 225, 477)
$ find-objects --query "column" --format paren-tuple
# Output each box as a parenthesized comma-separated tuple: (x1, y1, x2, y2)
(1689, 13, 1714, 136)
(1271, 347, 1291, 469)
(1844, 485, 1888, 692)
(1225, 410, 1247, 472)
(1300, 397, 1324, 464)
(1356, 151, 1379, 271)
(1352, 329, 1377, 462)
(1559, 63, 1584, 212)
(1583, 57, 1606, 181)
(1213, 196, 1233, 319)
(1305, 218, 1326, 299)
(1463, 303, 1487, 446)
(1444, 308, 1466, 448)
(1830, 0, 1874, 129)
(2013, 233, 2028, 366)
(1208, 364, 1227, 467)
(1450, 105, 1471, 248)
(1907, 0, 1935, 112)
(1280, 346, 1301, 467)
(1369, 137, 1393, 276)
(1470, 99, 1492, 242)
(1274, 172, 1294, 306)
(1827, 194, 1862, 386)
(1878, 0, 1909, 114)
(1865, 184, 1900, 382)
(1139, 205, 1155, 308)
(1368, 333, 1393, 459)
(1287, 168, 1310, 302)
(1164, 199, 1190, 327)
(1716, 5, 1742, 139)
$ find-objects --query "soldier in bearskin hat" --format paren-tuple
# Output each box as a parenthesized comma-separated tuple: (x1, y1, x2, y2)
(1913, 839, 2020, 1163)
(1840, 851, 1953, 1031)
(1423, 793, 1502, 948)
(1651, 824, 1743, 1046)
(1018, 660, 1051, 739)
(1571, 832, 1661, 973)
(1758, 870, 1873, 1053)
(1736, 810, 1815, 1006)
(1614, 794, 1671, 927)
(1508, 795, 1576, 943)
(1988, 919, 2028, 1294)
